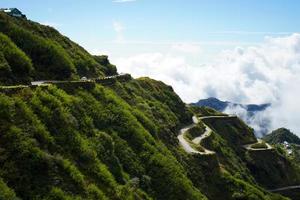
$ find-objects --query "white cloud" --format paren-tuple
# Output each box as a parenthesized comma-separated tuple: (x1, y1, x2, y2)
(113, 21, 125, 42)
(113, 0, 137, 3)
(171, 43, 202, 54)
(224, 105, 271, 137)
(112, 33, 300, 136)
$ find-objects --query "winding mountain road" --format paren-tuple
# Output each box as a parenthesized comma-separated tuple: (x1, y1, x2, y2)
(178, 115, 298, 196)
(178, 114, 273, 155)
(177, 115, 232, 155)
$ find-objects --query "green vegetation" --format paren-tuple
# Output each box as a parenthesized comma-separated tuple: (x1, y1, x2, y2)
(93, 55, 117, 76)
(182, 132, 205, 153)
(263, 128, 300, 145)
(201, 116, 257, 147)
(109, 77, 191, 146)
(0, 12, 117, 85)
(0, 12, 297, 200)
(245, 148, 300, 189)
(176, 130, 287, 200)
(0, 33, 33, 84)
(186, 123, 206, 140)
(189, 106, 227, 117)
(0, 84, 207, 200)
(291, 145, 300, 164)
(190, 107, 300, 192)
(0, 79, 290, 200)
(251, 142, 268, 149)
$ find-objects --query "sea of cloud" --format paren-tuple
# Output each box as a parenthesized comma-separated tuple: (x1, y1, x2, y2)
(112, 34, 300, 136)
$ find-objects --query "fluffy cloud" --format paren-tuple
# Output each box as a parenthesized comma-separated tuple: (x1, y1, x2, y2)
(113, 34, 300, 136)
(171, 43, 202, 54)
(224, 105, 272, 137)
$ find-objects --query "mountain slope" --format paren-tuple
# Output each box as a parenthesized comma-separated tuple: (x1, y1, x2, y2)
(263, 128, 300, 145)
(0, 82, 208, 200)
(0, 12, 117, 85)
(0, 12, 297, 200)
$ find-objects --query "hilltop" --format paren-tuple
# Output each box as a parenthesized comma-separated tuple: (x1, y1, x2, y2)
(0, 12, 117, 85)
(263, 128, 300, 145)
(0, 11, 299, 200)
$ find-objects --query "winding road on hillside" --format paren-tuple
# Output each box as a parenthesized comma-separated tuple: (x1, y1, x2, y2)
(177, 116, 205, 154)
(178, 115, 299, 195)
(178, 115, 273, 155)
(243, 139, 273, 151)
(178, 115, 234, 155)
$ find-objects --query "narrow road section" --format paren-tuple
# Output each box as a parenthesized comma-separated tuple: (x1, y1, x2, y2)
(243, 139, 273, 151)
(269, 185, 300, 192)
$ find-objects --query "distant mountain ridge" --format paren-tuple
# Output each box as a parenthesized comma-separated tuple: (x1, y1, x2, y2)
(191, 97, 270, 114)
(191, 97, 271, 136)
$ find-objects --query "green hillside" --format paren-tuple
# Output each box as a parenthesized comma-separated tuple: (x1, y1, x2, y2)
(263, 128, 300, 145)
(0, 12, 117, 85)
(0, 12, 298, 200)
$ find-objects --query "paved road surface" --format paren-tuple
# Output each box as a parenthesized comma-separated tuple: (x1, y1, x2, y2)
(177, 115, 227, 155)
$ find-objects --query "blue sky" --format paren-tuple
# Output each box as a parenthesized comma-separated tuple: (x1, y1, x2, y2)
(1, 0, 300, 61)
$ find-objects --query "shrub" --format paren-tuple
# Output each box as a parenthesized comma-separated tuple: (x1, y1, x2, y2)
(0, 178, 18, 200)
(0, 33, 33, 84)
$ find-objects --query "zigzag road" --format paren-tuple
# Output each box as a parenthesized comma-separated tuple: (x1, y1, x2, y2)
(177, 115, 233, 155)
(178, 115, 300, 194)
(178, 115, 273, 154)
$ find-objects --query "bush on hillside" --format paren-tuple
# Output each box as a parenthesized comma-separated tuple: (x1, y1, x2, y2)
(0, 33, 33, 84)
(93, 55, 118, 76)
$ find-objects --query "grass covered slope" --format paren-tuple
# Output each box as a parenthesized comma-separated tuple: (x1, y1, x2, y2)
(201, 115, 257, 147)
(0, 79, 289, 200)
(197, 108, 300, 190)
(109, 77, 192, 146)
(0, 33, 33, 85)
(0, 84, 207, 200)
(245, 147, 300, 189)
(0, 12, 117, 84)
